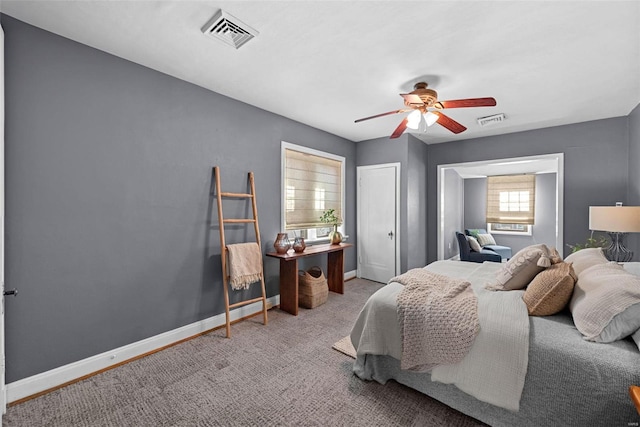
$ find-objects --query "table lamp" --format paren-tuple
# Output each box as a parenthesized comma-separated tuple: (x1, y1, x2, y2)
(589, 204, 640, 262)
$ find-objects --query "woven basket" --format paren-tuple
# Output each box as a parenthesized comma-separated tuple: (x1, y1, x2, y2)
(298, 266, 328, 309)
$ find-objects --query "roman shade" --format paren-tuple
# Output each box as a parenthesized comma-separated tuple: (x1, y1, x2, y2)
(486, 174, 535, 225)
(284, 147, 343, 230)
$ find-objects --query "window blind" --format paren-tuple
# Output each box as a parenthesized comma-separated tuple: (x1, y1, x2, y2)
(486, 174, 535, 225)
(284, 148, 342, 230)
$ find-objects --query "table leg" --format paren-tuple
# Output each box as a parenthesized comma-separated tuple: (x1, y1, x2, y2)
(279, 259, 299, 315)
(327, 249, 344, 294)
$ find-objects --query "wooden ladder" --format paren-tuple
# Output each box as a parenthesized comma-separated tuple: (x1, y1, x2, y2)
(214, 166, 268, 338)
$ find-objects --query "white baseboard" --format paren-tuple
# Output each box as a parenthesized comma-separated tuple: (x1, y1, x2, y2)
(6, 295, 279, 404)
(6, 271, 359, 404)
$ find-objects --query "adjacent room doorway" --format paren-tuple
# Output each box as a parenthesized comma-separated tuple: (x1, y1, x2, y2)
(357, 163, 400, 283)
(436, 153, 564, 260)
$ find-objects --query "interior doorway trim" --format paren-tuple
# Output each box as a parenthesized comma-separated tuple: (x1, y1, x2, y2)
(437, 153, 564, 260)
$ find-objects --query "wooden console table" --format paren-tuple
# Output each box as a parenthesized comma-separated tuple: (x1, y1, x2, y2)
(266, 243, 353, 315)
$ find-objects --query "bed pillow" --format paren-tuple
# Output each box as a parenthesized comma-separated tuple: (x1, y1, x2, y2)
(563, 247, 608, 276)
(467, 235, 482, 252)
(549, 247, 563, 264)
(632, 329, 640, 351)
(476, 233, 496, 247)
(486, 244, 552, 291)
(569, 262, 640, 342)
(523, 261, 576, 316)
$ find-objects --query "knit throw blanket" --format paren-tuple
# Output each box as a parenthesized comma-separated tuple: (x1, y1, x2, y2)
(393, 268, 480, 372)
(227, 242, 263, 290)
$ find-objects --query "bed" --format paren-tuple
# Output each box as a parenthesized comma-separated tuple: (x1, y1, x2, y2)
(350, 255, 640, 427)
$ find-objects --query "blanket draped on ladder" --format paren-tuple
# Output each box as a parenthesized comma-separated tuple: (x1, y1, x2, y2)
(227, 242, 263, 290)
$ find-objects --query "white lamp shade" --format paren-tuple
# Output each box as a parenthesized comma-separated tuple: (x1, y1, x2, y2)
(589, 206, 640, 233)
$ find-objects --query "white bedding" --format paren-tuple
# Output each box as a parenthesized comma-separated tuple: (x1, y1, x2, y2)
(350, 260, 530, 411)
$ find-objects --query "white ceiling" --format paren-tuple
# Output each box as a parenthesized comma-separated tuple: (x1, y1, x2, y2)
(2, 1, 639, 144)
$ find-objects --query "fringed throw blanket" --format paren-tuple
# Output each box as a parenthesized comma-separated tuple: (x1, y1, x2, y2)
(393, 268, 480, 372)
(227, 242, 263, 290)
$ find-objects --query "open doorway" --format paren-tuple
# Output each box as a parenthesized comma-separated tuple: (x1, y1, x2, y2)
(437, 153, 564, 260)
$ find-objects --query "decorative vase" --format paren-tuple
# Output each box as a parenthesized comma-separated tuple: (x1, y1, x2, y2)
(293, 236, 306, 253)
(329, 225, 343, 245)
(274, 233, 291, 254)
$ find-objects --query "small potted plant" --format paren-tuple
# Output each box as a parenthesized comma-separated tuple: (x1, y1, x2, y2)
(566, 230, 608, 253)
(320, 208, 343, 245)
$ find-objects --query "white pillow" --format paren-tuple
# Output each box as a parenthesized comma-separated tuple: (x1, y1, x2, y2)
(476, 233, 496, 246)
(467, 235, 482, 252)
(569, 262, 640, 342)
(563, 247, 608, 276)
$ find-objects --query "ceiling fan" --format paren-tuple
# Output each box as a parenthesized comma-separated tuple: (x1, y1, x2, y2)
(354, 82, 497, 139)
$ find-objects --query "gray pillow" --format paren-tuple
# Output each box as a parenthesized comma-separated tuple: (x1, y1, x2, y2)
(486, 244, 552, 291)
(632, 329, 640, 351)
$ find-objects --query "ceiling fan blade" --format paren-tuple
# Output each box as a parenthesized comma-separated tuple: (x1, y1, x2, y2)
(390, 118, 409, 139)
(354, 109, 407, 123)
(435, 97, 497, 109)
(400, 93, 424, 106)
(432, 111, 467, 134)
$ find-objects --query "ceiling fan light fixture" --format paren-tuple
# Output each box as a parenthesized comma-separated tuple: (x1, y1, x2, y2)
(406, 110, 422, 130)
(424, 111, 439, 126)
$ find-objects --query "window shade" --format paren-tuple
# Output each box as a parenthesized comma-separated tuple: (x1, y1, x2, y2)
(284, 148, 342, 230)
(486, 174, 535, 225)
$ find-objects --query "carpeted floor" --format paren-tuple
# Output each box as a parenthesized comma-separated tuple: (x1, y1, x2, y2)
(4, 278, 486, 426)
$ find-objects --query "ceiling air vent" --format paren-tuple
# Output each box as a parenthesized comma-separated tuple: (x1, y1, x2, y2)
(202, 10, 259, 49)
(477, 113, 506, 127)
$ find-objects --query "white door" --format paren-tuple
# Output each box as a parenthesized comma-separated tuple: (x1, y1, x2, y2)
(1, 22, 6, 417)
(357, 164, 400, 283)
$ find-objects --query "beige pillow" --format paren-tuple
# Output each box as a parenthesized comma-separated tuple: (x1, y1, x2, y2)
(523, 262, 576, 316)
(549, 247, 563, 264)
(476, 233, 496, 246)
(563, 247, 608, 276)
(486, 244, 552, 291)
(467, 235, 482, 252)
(569, 262, 640, 342)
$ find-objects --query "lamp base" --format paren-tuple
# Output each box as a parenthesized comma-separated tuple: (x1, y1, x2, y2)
(604, 232, 633, 263)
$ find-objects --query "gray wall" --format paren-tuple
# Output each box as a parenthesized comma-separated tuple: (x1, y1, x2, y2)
(356, 134, 428, 272)
(442, 169, 464, 259)
(427, 117, 630, 262)
(2, 15, 357, 382)
(406, 137, 428, 268)
(463, 173, 557, 254)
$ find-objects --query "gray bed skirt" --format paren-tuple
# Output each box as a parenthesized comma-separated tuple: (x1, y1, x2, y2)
(353, 313, 640, 427)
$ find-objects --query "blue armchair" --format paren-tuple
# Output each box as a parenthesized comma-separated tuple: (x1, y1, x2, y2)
(465, 229, 512, 261)
(456, 232, 502, 263)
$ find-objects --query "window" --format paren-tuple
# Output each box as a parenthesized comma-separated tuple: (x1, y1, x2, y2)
(281, 142, 345, 242)
(487, 222, 532, 235)
(486, 175, 535, 232)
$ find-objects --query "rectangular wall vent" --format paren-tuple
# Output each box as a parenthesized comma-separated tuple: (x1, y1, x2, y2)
(202, 10, 259, 49)
(477, 113, 506, 127)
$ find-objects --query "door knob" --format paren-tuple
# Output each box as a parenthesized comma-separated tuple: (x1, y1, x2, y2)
(3, 289, 18, 297)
